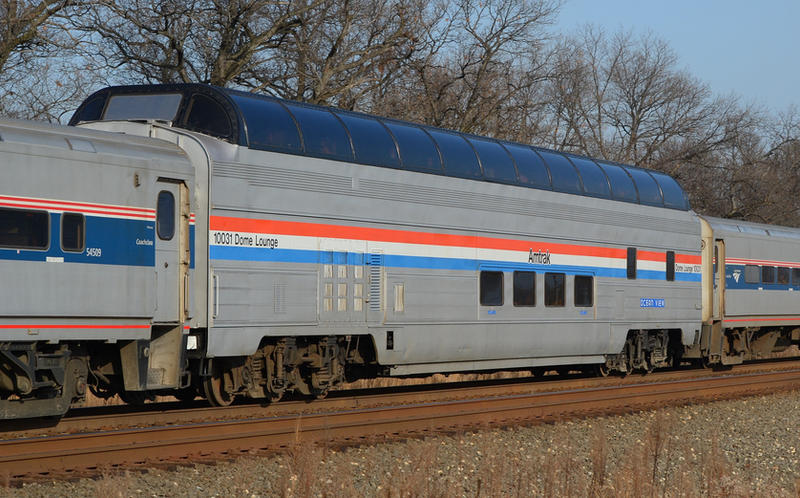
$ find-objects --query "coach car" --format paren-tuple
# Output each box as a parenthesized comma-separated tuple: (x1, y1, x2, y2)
(697, 216, 800, 365)
(0, 118, 195, 417)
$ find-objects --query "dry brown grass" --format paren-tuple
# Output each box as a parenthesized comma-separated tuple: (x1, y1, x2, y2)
(92, 470, 135, 498)
(262, 416, 793, 498)
(82, 393, 124, 408)
(772, 344, 800, 359)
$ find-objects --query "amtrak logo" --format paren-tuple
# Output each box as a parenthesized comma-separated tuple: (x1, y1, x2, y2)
(528, 249, 551, 265)
(732, 269, 741, 283)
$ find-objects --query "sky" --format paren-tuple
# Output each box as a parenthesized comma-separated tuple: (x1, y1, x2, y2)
(554, 0, 800, 113)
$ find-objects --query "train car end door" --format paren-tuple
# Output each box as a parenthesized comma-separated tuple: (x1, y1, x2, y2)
(154, 180, 190, 323)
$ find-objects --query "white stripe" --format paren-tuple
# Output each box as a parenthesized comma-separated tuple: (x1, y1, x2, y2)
(0, 195, 154, 219)
(210, 231, 705, 274)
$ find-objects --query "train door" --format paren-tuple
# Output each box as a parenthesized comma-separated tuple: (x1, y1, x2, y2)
(712, 239, 725, 320)
(154, 180, 190, 323)
(319, 244, 368, 323)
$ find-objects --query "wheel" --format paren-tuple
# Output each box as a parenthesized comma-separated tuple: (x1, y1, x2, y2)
(619, 357, 632, 377)
(642, 353, 655, 375)
(203, 361, 234, 407)
(595, 363, 610, 377)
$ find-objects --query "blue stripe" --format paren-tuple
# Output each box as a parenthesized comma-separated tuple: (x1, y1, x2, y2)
(189, 225, 195, 269)
(0, 214, 155, 267)
(725, 264, 799, 290)
(210, 246, 702, 282)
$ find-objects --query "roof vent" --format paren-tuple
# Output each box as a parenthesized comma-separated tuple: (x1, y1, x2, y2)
(65, 138, 96, 153)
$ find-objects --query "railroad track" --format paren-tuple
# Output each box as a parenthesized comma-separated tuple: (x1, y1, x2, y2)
(3, 364, 800, 483)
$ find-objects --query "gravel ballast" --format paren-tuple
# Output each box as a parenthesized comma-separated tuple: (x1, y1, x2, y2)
(4, 390, 800, 497)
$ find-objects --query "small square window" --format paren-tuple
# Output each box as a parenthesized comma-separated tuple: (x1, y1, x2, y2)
(545, 273, 565, 307)
(62, 213, 85, 252)
(777, 267, 790, 285)
(744, 265, 760, 284)
(480, 271, 503, 306)
(513, 271, 535, 306)
(574, 275, 593, 307)
(793, 268, 800, 286)
(761, 266, 776, 284)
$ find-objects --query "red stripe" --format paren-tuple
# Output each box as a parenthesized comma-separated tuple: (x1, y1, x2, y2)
(723, 317, 800, 323)
(211, 216, 702, 264)
(0, 201, 155, 219)
(726, 258, 800, 268)
(0, 195, 155, 214)
(0, 324, 151, 329)
(676, 254, 701, 264)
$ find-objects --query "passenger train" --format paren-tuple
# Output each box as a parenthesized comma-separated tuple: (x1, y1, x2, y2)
(1, 83, 799, 419)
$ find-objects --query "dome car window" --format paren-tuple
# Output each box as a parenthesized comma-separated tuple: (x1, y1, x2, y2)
(336, 113, 400, 168)
(75, 95, 105, 122)
(285, 104, 353, 161)
(428, 130, 480, 178)
(538, 151, 582, 194)
(569, 157, 610, 198)
(625, 167, 663, 207)
(651, 171, 688, 210)
(505, 144, 551, 188)
(383, 122, 442, 173)
(598, 162, 638, 203)
(184, 94, 233, 140)
(104, 93, 182, 121)
(469, 138, 517, 183)
(233, 95, 301, 152)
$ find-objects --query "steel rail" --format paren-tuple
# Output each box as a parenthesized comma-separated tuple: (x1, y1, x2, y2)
(3, 368, 800, 480)
(6, 359, 800, 439)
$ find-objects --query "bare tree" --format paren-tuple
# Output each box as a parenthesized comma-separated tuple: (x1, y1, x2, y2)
(71, 0, 324, 86)
(371, 0, 560, 136)
(0, 0, 89, 121)
(246, 0, 429, 107)
(73, 0, 430, 109)
(715, 106, 800, 226)
(544, 28, 744, 165)
(0, 0, 77, 72)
